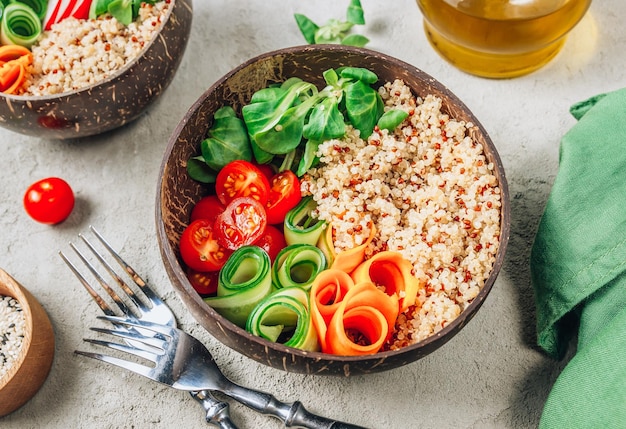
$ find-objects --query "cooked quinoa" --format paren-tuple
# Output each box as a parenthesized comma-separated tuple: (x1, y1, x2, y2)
(301, 79, 502, 349)
(20, 1, 171, 96)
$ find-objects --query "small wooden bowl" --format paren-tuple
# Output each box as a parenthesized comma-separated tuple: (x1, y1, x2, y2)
(157, 45, 510, 376)
(0, 269, 55, 417)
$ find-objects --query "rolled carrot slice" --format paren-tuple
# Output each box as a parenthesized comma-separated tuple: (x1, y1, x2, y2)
(330, 222, 377, 274)
(351, 251, 421, 312)
(324, 282, 399, 355)
(327, 306, 388, 355)
(4, 63, 26, 94)
(0, 45, 32, 94)
(0, 44, 31, 63)
(310, 269, 353, 324)
(0, 62, 21, 91)
(309, 269, 354, 351)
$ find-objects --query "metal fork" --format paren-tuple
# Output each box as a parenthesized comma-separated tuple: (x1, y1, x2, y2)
(60, 226, 237, 428)
(78, 316, 369, 429)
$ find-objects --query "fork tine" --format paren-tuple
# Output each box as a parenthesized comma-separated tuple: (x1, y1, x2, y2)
(89, 226, 163, 306)
(78, 232, 150, 315)
(97, 315, 175, 337)
(82, 338, 160, 363)
(59, 250, 118, 317)
(74, 350, 155, 379)
(66, 241, 138, 316)
(89, 325, 167, 349)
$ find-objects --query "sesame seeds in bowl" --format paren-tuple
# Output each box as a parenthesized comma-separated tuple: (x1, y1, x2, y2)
(0, 269, 55, 416)
(0, 296, 27, 380)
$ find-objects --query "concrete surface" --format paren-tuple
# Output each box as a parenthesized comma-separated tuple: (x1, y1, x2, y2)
(0, 1, 623, 428)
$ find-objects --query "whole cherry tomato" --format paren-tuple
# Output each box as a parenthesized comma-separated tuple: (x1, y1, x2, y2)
(190, 195, 225, 223)
(186, 268, 220, 297)
(215, 160, 270, 206)
(23, 177, 75, 224)
(265, 170, 302, 224)
(253, 224, 287, 262)
(179, 219, 232, 271)
(214, 197, 267, 250)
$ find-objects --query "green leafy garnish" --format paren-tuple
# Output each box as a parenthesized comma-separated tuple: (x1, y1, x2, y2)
(89, 0, 157, 25)
(107, 0, 133, 25)
(377, 109, 409, 132)
(189, 66, 387, 181)
(200, 106, 251, 170)
(243, 66, 384, 172)
(295, 0, 369, 47)
(186, 156, 217, 184)
(344, 79, 384, 139)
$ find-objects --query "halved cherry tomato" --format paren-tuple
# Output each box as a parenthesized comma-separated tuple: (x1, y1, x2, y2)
(186, 268, 219, 297)
(253, 162, 275, 181)
(254, 224, 287, 262)
(266, 170, 302, 224)
(190, 195, 225, 223)
(23, 177, 75, 224)
(179, 219, 232, 271)
(215, 160, 270, 206)
(214, 197, 267, 250)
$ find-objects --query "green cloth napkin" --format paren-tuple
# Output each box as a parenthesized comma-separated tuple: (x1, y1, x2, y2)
(530, 87, 626, 428)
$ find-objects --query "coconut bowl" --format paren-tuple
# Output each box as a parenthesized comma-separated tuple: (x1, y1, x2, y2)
(0, 0, 193, 140)
(0, 269, 55, 416)
(156, 45, 510, 376)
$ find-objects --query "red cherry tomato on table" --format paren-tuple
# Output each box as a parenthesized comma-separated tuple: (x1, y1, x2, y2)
(266, 170, 302, 224)
(253, 224, 287, 262)
(190, 195, 225, 223)
(179, 219, 232, 272)
(23, 177, 75, 224)
(214, 197, 267, 250)
(186, 268, 220, 297)
(215, 160, 270, 206)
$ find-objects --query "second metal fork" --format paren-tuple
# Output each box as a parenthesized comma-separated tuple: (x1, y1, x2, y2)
(60, 226, 237, 428)
(80, 316, 368, 429)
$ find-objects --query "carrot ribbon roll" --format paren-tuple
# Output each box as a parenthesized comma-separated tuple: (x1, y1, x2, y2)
(351, 251, 420, 312)
(329, 222, 377, 274)
(310, 269, 399, 355)
(325, 282, 399, 355)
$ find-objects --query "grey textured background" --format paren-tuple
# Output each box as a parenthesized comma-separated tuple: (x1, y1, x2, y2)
(1, 1, 622, 428)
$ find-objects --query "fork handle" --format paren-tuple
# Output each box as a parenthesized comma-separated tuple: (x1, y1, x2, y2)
(190, 391, 239, 429)
(222, 384, 368, 429)
(286, 400, 369, 429)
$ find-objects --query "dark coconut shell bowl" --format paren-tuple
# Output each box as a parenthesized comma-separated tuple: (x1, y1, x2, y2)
(156, 45, 510, 376)
(0, 0, 193, 140)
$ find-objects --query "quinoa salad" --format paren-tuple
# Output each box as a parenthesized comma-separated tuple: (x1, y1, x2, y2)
(301, 79, 502, 350)
(20, 0, 171, 96)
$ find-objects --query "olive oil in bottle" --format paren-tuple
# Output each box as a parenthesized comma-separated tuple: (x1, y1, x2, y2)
(416, 0, 592, 78)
